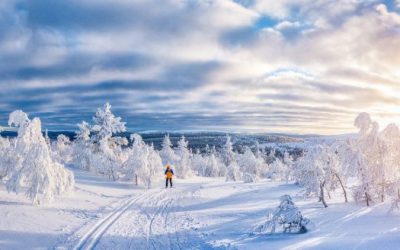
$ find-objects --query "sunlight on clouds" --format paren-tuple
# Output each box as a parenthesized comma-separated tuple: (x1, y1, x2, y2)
(0, 0, 399, 134)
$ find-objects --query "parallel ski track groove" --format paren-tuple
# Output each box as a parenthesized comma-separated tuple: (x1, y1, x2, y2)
(72, 190, 151, 250)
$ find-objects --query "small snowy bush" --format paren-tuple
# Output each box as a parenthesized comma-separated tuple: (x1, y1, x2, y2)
(256, 195, 313, 234)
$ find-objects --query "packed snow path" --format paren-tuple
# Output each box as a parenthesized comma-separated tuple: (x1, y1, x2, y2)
(2, 170, 400, 250)
(58, 186, 215, 250)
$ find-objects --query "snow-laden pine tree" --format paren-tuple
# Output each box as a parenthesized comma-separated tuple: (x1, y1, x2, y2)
(175, 136, 193, 178)
(0, 132, 12, 181)
(282, 151, 294, 182)
(268, 157, 287, 181)
(213, 146, 227, 177)
(237, 146, 260, 183)
(72, 121, 93, 171)
(124, 134, 162, 188)
(6, 110, 74, 204)
(159, 134, 177, 166)
(253, 143, 269, 179)
(221, 135, 236, 166)
(223, 137, 241, 181)
(53, 134, 72, 165)
(90, 103, 126, 180)
(192, 149, 207, 176)
(92, 102, 126, 143)
(226, 160, 241, 182)
(202, 145, 224, 177)
(256, 195, 313, 234)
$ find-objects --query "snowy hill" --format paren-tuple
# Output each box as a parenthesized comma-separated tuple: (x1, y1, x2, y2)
(0, 130, 307, 150)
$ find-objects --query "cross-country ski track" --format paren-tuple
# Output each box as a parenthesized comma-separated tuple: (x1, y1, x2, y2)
(56, 185, 220, 250)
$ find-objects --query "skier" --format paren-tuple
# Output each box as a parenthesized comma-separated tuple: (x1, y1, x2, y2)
(165, 164, 174, 188)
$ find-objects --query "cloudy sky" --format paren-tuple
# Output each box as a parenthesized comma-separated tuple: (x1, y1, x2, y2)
(0, 0, 400, 134)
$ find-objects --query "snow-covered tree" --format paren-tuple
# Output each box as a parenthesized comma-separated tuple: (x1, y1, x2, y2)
(268, 157, 288, 181)
(90, 103, 126, 180)
(53, 134, 72, 165)
(282, 151, 294, 182)
(192, 149, 206, 176)
(92, 102, 126, 143)
(350, 113, 385, 206)
(159, 134, 177, 166)
(226, 160, 241, 182)
(221, 135, 236, 166)
(124, 134, 162, 188)
(6, 110, 74, 204)
(72, 121, 93, 171)
(201, 146, 224, 177)
(379, 123, 400, 203)
(294, 143, 349, 207)
(0, 134, 12, 181)
(175, 136, 193, 178)
(237, 146, 260, 183)
(256, 195, 313, 234)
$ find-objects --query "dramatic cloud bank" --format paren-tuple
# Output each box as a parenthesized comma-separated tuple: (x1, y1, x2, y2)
(0, 0, 399, 134)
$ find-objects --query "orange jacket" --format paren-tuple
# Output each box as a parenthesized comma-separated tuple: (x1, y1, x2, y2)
(165, 169, 174, 179)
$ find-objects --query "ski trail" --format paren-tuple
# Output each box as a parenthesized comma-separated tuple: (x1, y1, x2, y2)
(58, 189, 154, 250)
(60, 186, 222, 250)
(73, 193, 142, 250)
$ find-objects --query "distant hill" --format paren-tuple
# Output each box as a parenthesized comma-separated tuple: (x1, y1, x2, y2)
(1, 130, 305, 150)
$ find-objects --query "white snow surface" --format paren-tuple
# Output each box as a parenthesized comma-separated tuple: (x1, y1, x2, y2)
(0, 168, 400, 250)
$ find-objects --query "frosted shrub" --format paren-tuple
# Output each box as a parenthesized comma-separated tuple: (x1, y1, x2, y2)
(6, 110, 74, 204)
(256, 195, 313, 234)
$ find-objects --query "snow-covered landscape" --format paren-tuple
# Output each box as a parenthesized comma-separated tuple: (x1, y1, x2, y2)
(2, 0, 400, 249)
(1, 104, 400, 249)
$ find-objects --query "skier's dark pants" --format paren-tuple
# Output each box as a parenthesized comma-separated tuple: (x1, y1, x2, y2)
(166, 178, 173, 188)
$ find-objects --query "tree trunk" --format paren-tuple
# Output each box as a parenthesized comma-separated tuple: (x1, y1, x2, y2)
(320, 181, 328, 208)
(135, 174, 138, 186)
(381, 183, 385, 202)
(325, 186, 331, 199)
(365, 192, 371, 207)
(335, 173, 348, 203)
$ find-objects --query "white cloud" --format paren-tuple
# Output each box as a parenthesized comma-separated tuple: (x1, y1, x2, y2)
(1, 0, 400, 134)
(275, 20, 301, 30)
